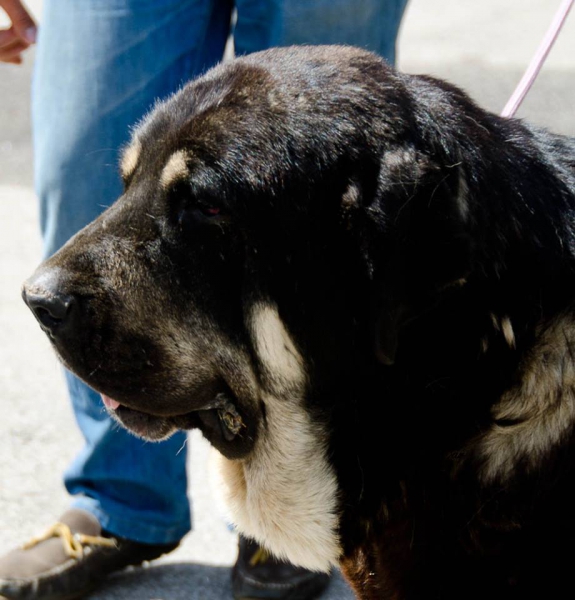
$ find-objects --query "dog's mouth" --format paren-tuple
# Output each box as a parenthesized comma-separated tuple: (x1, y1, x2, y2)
(101, 392, 253, 455)
(101, 394, 174, 441)
(108, 399, 178, 441)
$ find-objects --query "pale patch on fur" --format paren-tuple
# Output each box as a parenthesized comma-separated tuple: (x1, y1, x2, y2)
(341, 182, 360, 232)
(120, 139, 141, 180)
(477, 313, 575, 483)
(501, 316, 516, 349)
(456, 171, 470, 221)
(438, 277, 467, 294)
(267, 89, 281, 109)
(160, 150, 189, 188)
(212, 303, 342, 571)
(214, 394, 342, 571)
(490, 313, 516, 349)
(341, 182, 360, 211)
(249, 303, 306, 392)
(382, 147, 417, 172)
(490, 312, 500, 331)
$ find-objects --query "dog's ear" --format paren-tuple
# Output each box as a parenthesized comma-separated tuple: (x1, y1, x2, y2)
(346, 148, 473, 365)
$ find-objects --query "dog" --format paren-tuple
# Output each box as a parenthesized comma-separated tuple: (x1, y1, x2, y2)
(22, 45, 575, 599)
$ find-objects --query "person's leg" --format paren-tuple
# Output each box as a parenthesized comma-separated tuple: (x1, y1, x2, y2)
(36, 0, 233, 261)
(32, 0, 234, 546)
(0, 2, 235, 597)
(234, 0, 408, 65)
(62, 373, 191, 543)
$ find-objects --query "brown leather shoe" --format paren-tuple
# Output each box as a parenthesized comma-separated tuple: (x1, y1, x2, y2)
(0, 509, 179, 600)
(232, 535, 330, 600)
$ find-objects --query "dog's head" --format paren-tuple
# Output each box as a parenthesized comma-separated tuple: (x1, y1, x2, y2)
(23, 45, 473, 458)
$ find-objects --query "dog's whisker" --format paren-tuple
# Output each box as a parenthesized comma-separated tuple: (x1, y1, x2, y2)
(176, 438, 188, 456)
(88, 364, 103, 378)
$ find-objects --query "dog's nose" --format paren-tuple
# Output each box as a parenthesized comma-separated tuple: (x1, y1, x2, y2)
(22, 274, 77, 335)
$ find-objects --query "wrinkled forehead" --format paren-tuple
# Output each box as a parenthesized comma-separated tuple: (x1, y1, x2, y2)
(116, 47, 381, 197)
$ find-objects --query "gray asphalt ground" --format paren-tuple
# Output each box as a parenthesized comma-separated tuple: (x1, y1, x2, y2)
(0, 1, 574, 599)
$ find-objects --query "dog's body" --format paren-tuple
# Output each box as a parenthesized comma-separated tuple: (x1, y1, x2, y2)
(23, 46, 575, 598)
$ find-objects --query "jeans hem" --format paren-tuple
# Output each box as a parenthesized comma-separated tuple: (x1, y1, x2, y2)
(70, 496, 192, 545)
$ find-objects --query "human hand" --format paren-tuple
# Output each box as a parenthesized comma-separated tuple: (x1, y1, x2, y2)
(0, 0, 36, 64)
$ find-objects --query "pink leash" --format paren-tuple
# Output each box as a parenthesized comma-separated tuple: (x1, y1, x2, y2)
(501, 0, 574, 118)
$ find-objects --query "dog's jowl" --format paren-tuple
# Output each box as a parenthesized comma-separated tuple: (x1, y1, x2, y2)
(23, 46, 575, 599)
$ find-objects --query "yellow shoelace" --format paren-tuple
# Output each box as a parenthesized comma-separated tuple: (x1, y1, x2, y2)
(249, 546, 271, 567)
(22, 522, 117, 559)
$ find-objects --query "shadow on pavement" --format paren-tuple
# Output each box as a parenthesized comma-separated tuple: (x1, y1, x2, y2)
(90, 562, 355, 600)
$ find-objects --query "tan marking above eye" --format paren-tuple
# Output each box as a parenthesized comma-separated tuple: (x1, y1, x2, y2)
(160, 150, 189, 189)
(120, 138, 142, 180)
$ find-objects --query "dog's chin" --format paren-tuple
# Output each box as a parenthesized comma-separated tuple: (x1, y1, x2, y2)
(106, 401, 206, 442)
(112, 404, 178, 441)
(101, 393, 257, 458)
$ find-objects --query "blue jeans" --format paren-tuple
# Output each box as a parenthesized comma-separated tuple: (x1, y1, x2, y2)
(32, 0, 408, 545)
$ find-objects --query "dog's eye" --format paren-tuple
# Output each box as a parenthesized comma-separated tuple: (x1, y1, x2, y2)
(177, 204, 225, 233)
(199, 206, 221, 217)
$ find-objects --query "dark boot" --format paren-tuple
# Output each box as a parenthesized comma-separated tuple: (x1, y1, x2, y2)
(232, 535, 331, 600)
